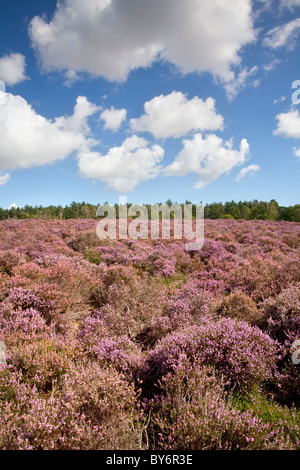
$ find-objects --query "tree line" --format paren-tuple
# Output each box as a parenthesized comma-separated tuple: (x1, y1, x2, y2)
(0, 199, 299, 222)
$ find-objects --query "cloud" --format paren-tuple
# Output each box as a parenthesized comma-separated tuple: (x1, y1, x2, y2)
(164, 133, 250, 189)
(0, 91, 100, 172)
(100, 106, 127, 132)
(255, 0, 273, 6)
(64, 70, 81, 87)
(263, 18, 300, 49)
(224, 66, 259, 102)
(280, 0, 300, 9)
(0, 53, 28, 86)
(274, 109, 300, 139)
(257, 0, 300, 10)
(273, 96, 286, 105)
(29, 0, 256, 84)
(54, 95, 100, 137)
(263, 59, 281, 72)
(0, 173, 10, 186)
(236, 164, 260, 181)
(8, 203, 19, 209)
(78, 135, 164, 192)
(293, 147, 300, 158)
(130, 92, 224, 139)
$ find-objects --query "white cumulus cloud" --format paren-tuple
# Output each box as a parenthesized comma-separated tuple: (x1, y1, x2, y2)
(236, 164, 260, 181)
(0, 173, 10, 186)
(8, 203, 19, 209)
(274, 109, 300, 139)
(0, 53, 27, 86)
(164, 133, 250, 189)
(29, 0, 256, 84)
(100, 106, 127, 132)
(78, 135, 164, 192)
(0, 91, 100, 172)
(130, 92, 224, 139)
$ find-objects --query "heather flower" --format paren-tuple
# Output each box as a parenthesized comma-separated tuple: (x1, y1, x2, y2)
(0, 217, 299, 450)
(145, 362, 294, 450)
(140, 317, 278, 396)
(261, 284, 300, 403)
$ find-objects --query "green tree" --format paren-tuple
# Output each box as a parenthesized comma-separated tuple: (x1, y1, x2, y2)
(267, 199, 280, 221)
(238, 203, 251, 220)
(250, 201, 269, 220)
(294, 206, 300, 222)
(205, 202, 225, 219)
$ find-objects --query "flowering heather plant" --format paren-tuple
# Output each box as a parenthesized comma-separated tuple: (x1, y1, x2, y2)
(146, 362, 294, 450)
(227, 254, 293, 301)
(0, 364, 143, 450)
(262, 283, 300, 342)
(77, 310, 107, 346)
(10, 256, 104, 322)
(217, 291, 266, 327)
(0, 284, 72, 336)
(0, 220, 73, 258)
(234, 390, 300, 449)
(78, 313, 141, 377)
(67, 229, 101, 253)
(139, 318, 278, 396)
(93, 335, 142, 379)
(0, 250, 27, 275)
(0, 218, 299, 450)
(139, 282, 219, 344)
(89, 269, 168, 339)
(56, 362, 144, 450)
(0, 369, 87, 450)
(94, 239, 186, 278)
(261, 284, 300, 403)
(0, 307, 49, 337)
(5, 285, 70, 320)
(7, 335, 82, 394)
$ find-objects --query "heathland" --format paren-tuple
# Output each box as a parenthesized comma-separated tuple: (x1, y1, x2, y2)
(0, 217, 299, 449)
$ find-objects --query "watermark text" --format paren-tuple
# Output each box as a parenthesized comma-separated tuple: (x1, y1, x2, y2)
(96, 197, 204, 251)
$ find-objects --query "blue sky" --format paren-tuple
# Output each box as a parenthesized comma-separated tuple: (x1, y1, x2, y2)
(0, 0, 300, 209)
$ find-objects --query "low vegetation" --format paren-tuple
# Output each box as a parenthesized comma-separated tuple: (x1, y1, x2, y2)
(0, 218, 299, 449)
